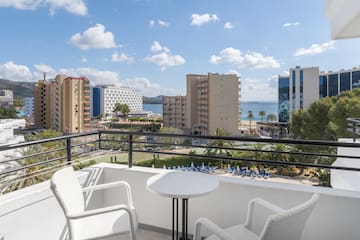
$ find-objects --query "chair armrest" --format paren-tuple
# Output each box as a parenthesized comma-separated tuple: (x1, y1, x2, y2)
(244, 198, 285, 235)
(82, 181, 134, 207)
(194, 217, 236, 240)
(67, 204, 132, 219)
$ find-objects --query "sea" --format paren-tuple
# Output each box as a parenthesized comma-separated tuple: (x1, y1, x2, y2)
(144, 102, 278, 121)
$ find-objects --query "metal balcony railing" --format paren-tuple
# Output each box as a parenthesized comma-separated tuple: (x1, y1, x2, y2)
(2, 130, 360, 193)
(347, 118, 360, 142)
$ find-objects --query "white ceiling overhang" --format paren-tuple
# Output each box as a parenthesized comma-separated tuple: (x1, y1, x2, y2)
(325, 0, 360, 39)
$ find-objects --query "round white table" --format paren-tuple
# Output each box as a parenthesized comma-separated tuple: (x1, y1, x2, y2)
(147, 171, 220, 240)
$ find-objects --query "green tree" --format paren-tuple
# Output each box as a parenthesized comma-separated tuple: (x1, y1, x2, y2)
(259, 111, 266, 122)
(329, 97, 360, 137)
(269, 144, 290, 162)
(113, 103, 130, 120)
(267, 113, 277, 122)
(204, 128, 233, 156)
(3, 130, 65, 193)
(247, 110, 254, 132)
(251, 143, 265, 160)
(288, 89, 360, 140)
(0, 106, 17, 119)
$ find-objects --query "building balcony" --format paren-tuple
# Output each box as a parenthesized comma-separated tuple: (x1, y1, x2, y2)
(1, 131, 360, 240)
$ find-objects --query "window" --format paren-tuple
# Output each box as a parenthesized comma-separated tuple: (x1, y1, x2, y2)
(352, 71, 360, 89)
(278, 77, 290, 122)
(328, 74, 338, 97)
(340, 72, 350, 92)
(292, 70, 296, 111)
(319, 75, 328, 98)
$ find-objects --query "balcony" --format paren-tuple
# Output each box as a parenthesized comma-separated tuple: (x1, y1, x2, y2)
(1, 131, 360, 239)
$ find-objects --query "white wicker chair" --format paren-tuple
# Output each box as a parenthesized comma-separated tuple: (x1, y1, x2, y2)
(50, 167, 137, 240)
(194, 193, 319, 240)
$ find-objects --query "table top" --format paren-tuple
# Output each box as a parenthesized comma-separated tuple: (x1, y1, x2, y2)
(146, 171, 220, 199)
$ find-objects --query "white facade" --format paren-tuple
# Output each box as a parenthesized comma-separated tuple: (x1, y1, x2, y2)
(23, 97, 34, 117)
(100, 86, 143, 114)
(289, 66, 319, 113)
(0, 89, 13, 106)
(0, 119, 25, 177)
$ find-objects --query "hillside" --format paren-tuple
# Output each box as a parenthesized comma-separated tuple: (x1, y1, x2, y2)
(143, 95, 163, 104)
(0, 79, 35, 98)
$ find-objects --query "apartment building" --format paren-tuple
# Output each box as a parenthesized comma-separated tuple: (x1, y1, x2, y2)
(278, 66, 360, 122)
(34, 75, 90, 134)
(91, 85, 143, 117)
(0, 89, 13, 107)
(62, 77, 90, 134)
(162, 96, 186, 129)
(53, 74, 66, 131)
(34, 80, 47, 128)
(163, 73, 240, 135)
(23, 97, 34, 117)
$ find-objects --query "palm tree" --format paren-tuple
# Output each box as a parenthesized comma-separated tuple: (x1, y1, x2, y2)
(204, 128, 233, 156)
(259, 111, 266, 122)
(247, 110, 254, 133)
(267, 113, 277, 122)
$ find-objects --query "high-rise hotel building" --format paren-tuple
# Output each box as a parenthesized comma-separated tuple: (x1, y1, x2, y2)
(91, 85, 142, 117)
(34, 80, 48, 128)
(163, 73, 240, 135)
(34, 75, 90, 134)
(279, 66, 360, 122)
(62, 77, 91, 134)
(163, 96, 186, 130)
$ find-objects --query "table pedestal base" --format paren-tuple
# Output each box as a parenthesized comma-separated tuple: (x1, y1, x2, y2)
(172, 198, 189, 240)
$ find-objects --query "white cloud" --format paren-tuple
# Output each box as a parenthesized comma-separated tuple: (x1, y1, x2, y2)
(145, 41, 185, 70)
(210, 47, 280, 69)
(150, 41, 169, 52)
(158, 20, 170, 27)
(81, 57, 87, 63)
(57, 67, 120, 86)
(111, 52, 134, 64)
(227, 69, 240, 77)
(191, 13, 219, 26)
(144, 53, 185, 71)
(149, 19, 170, 28)
(34, 63, 56, 73)
(149, 19, 155, 28)
(69, 24, 119, 50)
(241, 77, 277, 102)
(224, 22, 234, 29)
(0, 60, 120, 85)
(0, 61, 33, 81)
(293, 41, 335, 57)
(124, 77, 184, 97)
(0, 60, 181, 97)
(282, 22, 300, 27)
(280, 70, 289, 76)
(0, 0, 87, 16)
(32, 64, 57, 80)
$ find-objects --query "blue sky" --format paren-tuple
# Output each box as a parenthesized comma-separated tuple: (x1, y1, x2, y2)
(0, 0, 360, 101)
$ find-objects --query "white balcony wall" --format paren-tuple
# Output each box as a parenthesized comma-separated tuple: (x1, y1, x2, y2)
(1, 163, 360, 240)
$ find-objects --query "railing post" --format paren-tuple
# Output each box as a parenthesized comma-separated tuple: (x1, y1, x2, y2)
(66, 138, 72, 165)
(128, 134, 133, 168)
(98, 131, 102, 149)
(353, 122, 356, 143)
